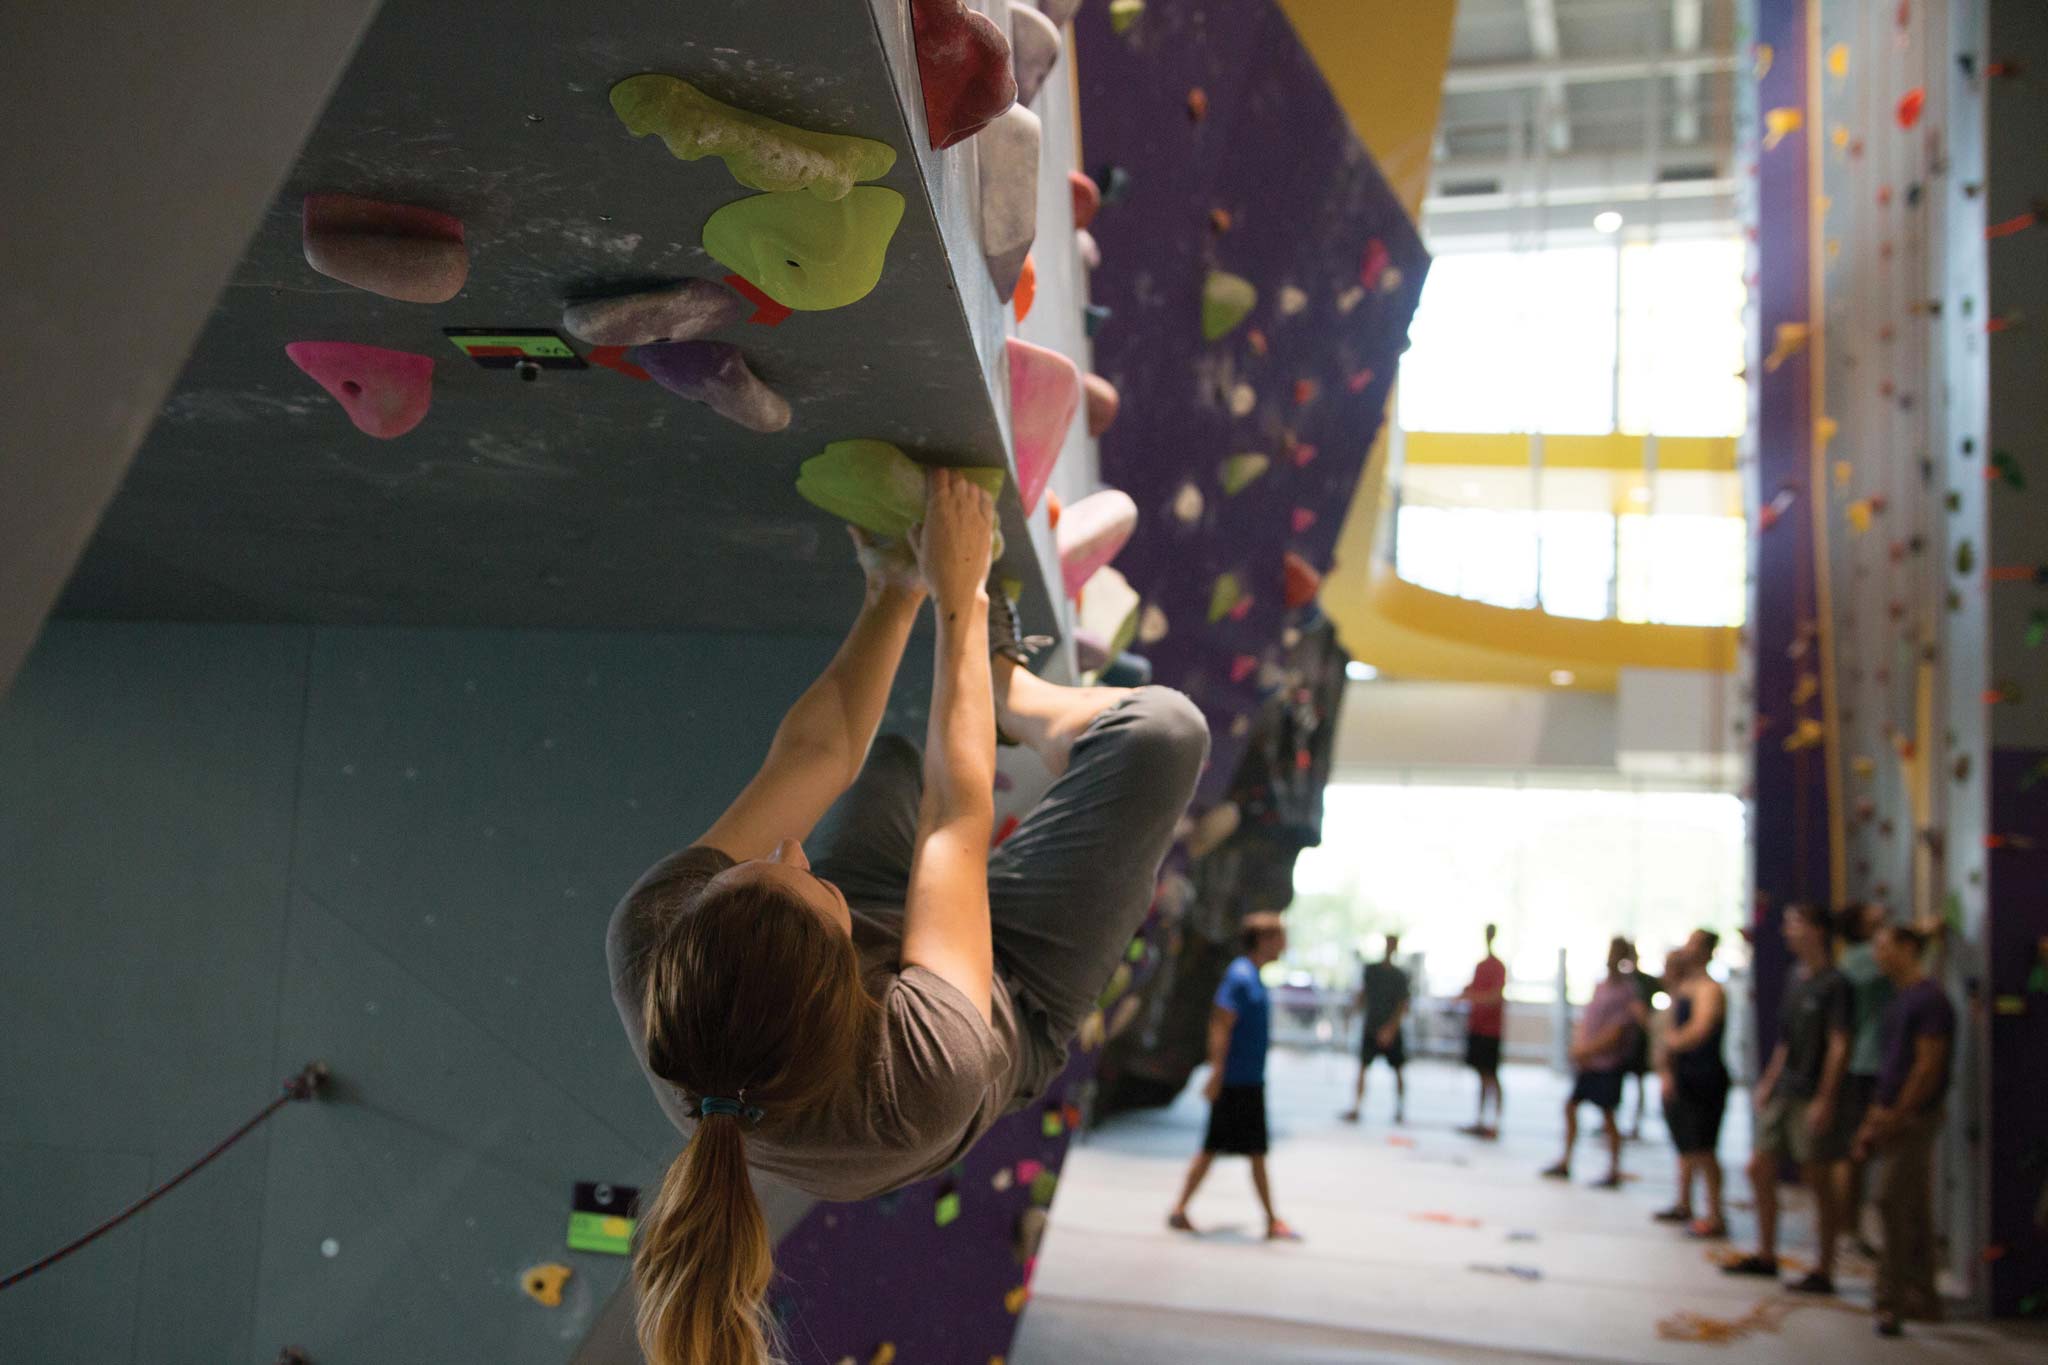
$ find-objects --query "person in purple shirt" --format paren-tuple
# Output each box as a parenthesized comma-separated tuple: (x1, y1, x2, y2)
(1852, 923, 1956, 1338)
(1542, 937, 1642, 1188)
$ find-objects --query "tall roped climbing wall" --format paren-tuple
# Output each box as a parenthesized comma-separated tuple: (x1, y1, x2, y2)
(1750, 0, 2048, 1316)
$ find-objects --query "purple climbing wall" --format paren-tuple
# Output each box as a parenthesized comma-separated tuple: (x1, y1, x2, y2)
(1074, 0, 1427, 806)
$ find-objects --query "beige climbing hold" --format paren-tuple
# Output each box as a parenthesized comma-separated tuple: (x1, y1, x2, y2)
(1078, 564, 1140, 658)
(1173, 482, 1205, 524)
(1138, 603, 1168, 644)
(1227, 382, 1256, 417)
(979, 105, 1042, 302)
(1011, 5, 1063, 106)
(522, 1262, 571, 1307)
(1277, 285, 1308, 316)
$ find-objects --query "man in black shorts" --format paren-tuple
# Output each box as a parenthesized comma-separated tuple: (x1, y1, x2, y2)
(1169, 913, 1300, 1240)
(1341, 935, 1410, 1124)
(1458, 924, 1508, 1137)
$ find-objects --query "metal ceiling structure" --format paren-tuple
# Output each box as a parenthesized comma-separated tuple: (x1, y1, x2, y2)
(1425, 0, 1739, 240)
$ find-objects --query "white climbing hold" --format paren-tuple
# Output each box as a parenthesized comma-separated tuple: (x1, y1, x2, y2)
(1139, 603, 1169, 644)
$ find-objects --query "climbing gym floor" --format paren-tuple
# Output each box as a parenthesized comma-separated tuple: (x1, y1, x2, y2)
(1014, 1052, 2047, 1365)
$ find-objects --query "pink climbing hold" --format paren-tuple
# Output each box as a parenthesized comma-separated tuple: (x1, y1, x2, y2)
(1291, 507, 1317, 534)
(1056, 489, 1139, 596)
(1360, 238, 1391, 291)
(910, 0, 1018, 150)
(1230, 655, 1259, 683)
(1007, 337, 1080, 514)
(285, 342, 434, 438)
(301, 193, 468, 304)
(1083, 373, 1120, 437)
(1069, 170, 1101, 229)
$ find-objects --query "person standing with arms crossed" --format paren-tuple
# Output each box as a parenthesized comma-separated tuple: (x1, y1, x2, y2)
(1655, 933, 1731, 1238)
(1458, 923, 1508, 1138)
(1723, 903, 1854, 1291)
(1854, 923, 1956, 1338)
(1169, 912, 1300, 1241)
(1341, 934, 1410, 1125)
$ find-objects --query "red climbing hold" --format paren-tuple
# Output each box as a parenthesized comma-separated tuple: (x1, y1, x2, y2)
(1346, 367, 1376, 394)
(1187, 88, 1208, 122)
(723, 274, 794, 327)
(285, 342, 434, 438)
(1069, 170, 1101, 230)
(1896, 87, 1926, 129)
(587, 345, 652, 381)
(1360, 238, 1391, 291)
(1283, 552, 1322, 608)
(301, 193, 467, 304)
(911, 0, 1018, 150)
(1291, 507, 1317, 534)
(1293, 378, 1318, 406)
(1288, 439, 1318, 468)
(1230, 655, 1258, 683)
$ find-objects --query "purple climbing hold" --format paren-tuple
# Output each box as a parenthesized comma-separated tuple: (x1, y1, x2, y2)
(562, 280, 749, 347)
(629, 341, 792, 433)
(285, 341, 434, 438)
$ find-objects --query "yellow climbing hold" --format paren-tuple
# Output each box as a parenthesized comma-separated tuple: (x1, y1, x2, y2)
(1846, 498, 1874, 533)
(1816, 415, 1839, 448)
(1202, 270, 1257, 340)
(1782, 717, 1826, 753)
(703, 187, 905, 311)
(1755, 43, 1774, 79)
(1005, 1285, 1030, 1313)
(1832, 124, 1850, 151)
(1833, 460, 1853, 490)
(1764, 107, 1803, 151)
(1208, 572, 1243, 623)
(1764, 322, 1810, 372)
(610, 75, 896, 200)
(870, 1345, 897, 1365)
(796, 439, 1004, 538)
(1220, 453, 1269, 495)
(522, 1262, 571, 1308)
(1828, 43, 1850, 79)
(1110, 0, 1145, 35)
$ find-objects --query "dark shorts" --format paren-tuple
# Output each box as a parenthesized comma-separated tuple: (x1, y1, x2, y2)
(1570, 1068, 1626, 1111)
(1756, 1090, 1856, 1165)
(1666, 1072, 1730, 1155)
(1465, 1033, 1502, 1074)
(1839, 1072, 1877, 1139)
(1204, 1084, 1270, 1156)
(1360, 1026, 1406, 1068)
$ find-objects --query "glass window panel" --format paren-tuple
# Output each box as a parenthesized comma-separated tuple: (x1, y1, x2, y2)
(1618, 238, 1748, 438)
(1617, 513, 1747, 625)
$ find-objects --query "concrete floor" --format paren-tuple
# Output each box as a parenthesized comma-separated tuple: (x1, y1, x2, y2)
(1014, 1049, 2044, 1365)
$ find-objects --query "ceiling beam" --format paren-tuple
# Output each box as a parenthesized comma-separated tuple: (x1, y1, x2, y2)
(1445, 51, 1737, 93)
(1526, 0, 1572, 154)
(1423, 175, 1735, 215)
(1671, 0, 1705, 144)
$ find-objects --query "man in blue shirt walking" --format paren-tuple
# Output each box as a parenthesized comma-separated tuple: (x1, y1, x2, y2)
(1168, 912, 1300, 1240)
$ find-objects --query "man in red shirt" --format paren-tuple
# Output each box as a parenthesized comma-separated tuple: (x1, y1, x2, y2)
(1459, 923, 1508, 1138)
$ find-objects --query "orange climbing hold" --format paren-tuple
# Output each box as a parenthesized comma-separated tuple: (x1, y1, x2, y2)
(1014, 252, 1038, 322)
(1283, 552, 1321, 608)
(1187, 87, 1208, 121)
(1896, 87, 1926, 129)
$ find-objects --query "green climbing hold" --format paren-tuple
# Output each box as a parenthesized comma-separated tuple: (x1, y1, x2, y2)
(1202, 271, 1257, 341)
(2027, 609, 2047, 649)
(704, 187, 905, 311)
(934, 1190, 961, 1227)
(1956, 538, 1976, 575)
(1208, 572, 1242, 623)
(796, 439, 1005, 539)
(610, 75, 895, 200)
(1110, 0, 1145, 34)
(1030, 1171, 1059, 1206)
(1221, 453, 1269, 495)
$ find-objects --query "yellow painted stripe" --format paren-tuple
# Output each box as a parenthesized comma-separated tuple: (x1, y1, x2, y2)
(1403, 431, 1740, 472)
(1806, 2, 1847, 900)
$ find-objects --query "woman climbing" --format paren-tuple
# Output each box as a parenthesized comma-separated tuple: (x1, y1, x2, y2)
(606, 470, 1209, 1365)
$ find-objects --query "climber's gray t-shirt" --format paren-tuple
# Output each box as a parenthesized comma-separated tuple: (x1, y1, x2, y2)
(607, 846, 1026, 1203)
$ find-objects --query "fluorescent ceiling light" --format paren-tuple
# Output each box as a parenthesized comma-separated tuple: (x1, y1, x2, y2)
(1346, 661, 1379, 682)
(1593, 210, 1624, 234)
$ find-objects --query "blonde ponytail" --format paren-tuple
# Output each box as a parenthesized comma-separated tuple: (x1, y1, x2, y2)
(632, 876, 880, 1365)
(634, 1114, 774, 1365)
